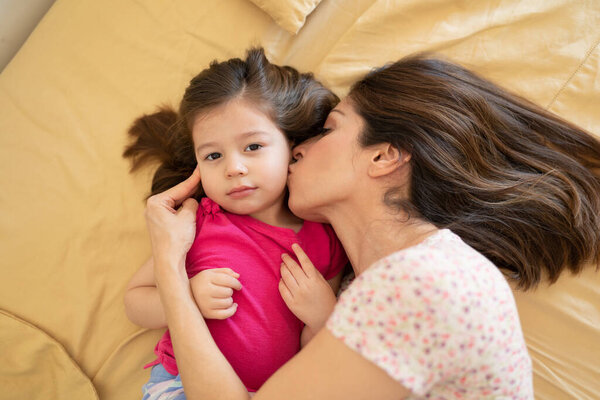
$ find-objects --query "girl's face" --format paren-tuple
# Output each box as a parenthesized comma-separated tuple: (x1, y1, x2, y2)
(192, 98, 292, 217)
(287, 98, 364, 222)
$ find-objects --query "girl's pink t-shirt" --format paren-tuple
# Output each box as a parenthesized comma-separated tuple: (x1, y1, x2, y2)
(146, 198, 348, 392)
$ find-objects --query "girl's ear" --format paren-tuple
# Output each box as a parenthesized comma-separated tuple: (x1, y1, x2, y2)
(367, 144, 411, 178)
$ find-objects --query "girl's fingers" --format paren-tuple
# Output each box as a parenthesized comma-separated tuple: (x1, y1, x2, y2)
(211, 272, 242, 290)
(211, 268, 240, 278)
(280, 262, 299, 291)
(211, 285, 235, 298)
(210, 303, 238, 320)
(291, 243, 317, 278)
(210, 297, 234, 310)
(281, 253, 307, 281)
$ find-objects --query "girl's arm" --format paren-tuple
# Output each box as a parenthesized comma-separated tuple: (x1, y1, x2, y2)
(124, 256, 242, 328)
(124, 256, 167, 329)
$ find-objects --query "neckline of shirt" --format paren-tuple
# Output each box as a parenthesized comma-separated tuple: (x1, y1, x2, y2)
(201, 196, 307, 237)
(239, 212, 308, 238)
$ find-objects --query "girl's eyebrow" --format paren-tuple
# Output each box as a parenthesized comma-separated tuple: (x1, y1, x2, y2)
(235, 130, 270, 140)
(195, 130, 270, 154)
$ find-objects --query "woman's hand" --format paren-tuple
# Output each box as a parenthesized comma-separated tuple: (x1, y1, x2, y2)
(279, 243, 337, 332)
(190, 268, 243, 319)
(144, 168, 201, 266)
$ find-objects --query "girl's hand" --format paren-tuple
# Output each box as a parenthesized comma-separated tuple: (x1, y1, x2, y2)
(190, 268, 242, 319)
(145, 168, 201, 264)
(279, 243, 337, 331)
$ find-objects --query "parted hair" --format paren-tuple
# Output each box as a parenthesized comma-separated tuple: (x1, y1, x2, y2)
(349, 54, 600, 289)
(123, 47, 339, 200)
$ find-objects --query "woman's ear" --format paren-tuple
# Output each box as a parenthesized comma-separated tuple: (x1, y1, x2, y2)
(368, 144, 411, 178)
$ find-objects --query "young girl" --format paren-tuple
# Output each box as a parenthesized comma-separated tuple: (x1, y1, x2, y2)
(122, 48, 348, 399)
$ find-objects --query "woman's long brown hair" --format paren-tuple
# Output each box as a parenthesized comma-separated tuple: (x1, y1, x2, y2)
(123, 47, 338, 200)
(349, 54, 600, 289)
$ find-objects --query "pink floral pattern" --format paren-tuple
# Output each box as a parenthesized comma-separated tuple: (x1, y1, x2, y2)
(327, 229, 533, 399)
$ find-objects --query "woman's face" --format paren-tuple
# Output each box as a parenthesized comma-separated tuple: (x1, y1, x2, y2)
(287, 98, 365, 222)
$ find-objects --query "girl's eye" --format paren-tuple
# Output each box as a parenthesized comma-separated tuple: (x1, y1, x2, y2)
(320, 127, 332, 135)
(245, 143, 262, 151)
(205, 152, 222, 161)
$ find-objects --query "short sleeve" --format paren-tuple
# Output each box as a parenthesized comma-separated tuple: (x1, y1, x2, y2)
(322, 224, 348, 280)
(326, 256, 470, 396)
(184, 200, 208, 275)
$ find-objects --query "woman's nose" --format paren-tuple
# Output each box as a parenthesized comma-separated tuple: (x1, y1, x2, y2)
(292, 144, 305, 161)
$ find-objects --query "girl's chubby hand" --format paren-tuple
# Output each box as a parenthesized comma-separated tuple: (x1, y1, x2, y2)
(279, 243, 337, 331)
(190, 268, 242, 319)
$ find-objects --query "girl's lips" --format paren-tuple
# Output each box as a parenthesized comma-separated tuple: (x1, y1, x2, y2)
(227, 187, 256, 198)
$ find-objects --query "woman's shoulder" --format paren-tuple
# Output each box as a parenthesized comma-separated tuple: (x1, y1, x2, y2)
(345, 229, 513, 309)
(327, 229, 532, 397)
(378, 229, 501, 282)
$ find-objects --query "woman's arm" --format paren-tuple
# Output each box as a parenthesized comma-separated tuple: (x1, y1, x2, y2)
(145, 169, 409, 399)
(157, 252, 409, 400)
(124, 256, 167, 329)
(143, 168, 250, 399)
(256, 328, 410, 400)
(155, 253, 250, 400)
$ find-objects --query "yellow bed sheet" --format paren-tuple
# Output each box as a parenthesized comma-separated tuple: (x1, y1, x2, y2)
(0, 0, 598, 399)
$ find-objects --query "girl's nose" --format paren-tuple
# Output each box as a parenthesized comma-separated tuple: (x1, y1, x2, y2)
(226, 158, 248, 178)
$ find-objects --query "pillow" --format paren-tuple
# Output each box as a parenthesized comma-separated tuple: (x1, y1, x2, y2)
(248, 0, 322, 34)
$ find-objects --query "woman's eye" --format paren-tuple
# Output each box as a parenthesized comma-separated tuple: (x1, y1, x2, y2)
(205, 152, 222, 161)
(245, 143, 262, 151)
(320, 127, 332, 135)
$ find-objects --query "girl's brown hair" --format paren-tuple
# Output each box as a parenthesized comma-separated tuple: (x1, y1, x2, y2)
(123, 47, 339, 200)
(349, 54, 600, 289)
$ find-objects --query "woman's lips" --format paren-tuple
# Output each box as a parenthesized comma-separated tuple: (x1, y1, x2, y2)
(227, 186, 257, 198)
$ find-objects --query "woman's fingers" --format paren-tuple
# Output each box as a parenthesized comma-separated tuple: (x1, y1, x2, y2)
(158, 167, 201, 209)
(278, 279, 293, 303)
(280, 262, 300, 291)
(281, 253, 307, 281)
(291, 243, 317, 278)
(177, 197, 199, 219)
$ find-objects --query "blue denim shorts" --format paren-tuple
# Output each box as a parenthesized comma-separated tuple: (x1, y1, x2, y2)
(141, 363, 257, 399)
(142, 364, 186, 400)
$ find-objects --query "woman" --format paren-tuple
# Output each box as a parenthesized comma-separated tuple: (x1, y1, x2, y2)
(144, 54, 600, 399)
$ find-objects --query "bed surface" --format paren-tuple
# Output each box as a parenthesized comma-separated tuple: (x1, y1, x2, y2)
(0, 0, 598, 398)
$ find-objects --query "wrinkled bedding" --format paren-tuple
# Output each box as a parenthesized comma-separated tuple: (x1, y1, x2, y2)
(0, 0, 598, 398)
